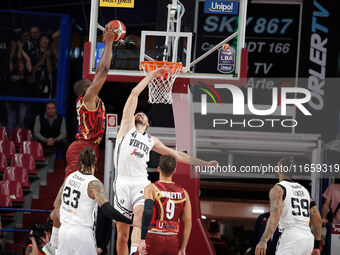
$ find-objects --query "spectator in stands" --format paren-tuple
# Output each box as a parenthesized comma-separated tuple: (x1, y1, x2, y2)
(253, 211, 280, 255)
(321, 179, 340, 255)
(5, 40, 32, 134)
(33, 101, 68, 159)
(96, 206, 112, 255)
(23, 223, 50, 255)
(24, 26, 41, 59)
(208, 220, 229, 255)
(31, 35, 54, 97)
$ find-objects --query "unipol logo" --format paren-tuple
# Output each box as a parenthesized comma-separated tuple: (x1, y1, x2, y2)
(204, 0, 239, 15)
(200, 84, 312, 129)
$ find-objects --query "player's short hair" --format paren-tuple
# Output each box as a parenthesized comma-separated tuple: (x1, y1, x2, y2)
(278, 156, 297, 177)
(73, 79, 92, 97)
(159, 155, 176, 177)
(75, 147, 96, 172)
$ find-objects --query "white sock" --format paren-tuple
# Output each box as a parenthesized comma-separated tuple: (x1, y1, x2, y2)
(50, 226, 59, 248)
(130, 243, 138, 254)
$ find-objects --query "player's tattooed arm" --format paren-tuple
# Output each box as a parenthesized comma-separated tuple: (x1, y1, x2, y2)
(310, 198, 322, 241)
(88, 180, 108, 206)
(53, 182, 65, 221)
(256, 185, 283, 254)
(88, 180, 133, 224)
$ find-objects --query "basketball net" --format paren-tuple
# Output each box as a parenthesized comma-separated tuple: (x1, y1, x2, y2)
(140, 61, 182, 104)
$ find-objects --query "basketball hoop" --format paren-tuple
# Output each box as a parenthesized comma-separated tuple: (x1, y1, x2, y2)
(140, 61, 182, 104)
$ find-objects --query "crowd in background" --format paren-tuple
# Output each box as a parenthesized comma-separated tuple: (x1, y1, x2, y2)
(0, 26, 60, 135)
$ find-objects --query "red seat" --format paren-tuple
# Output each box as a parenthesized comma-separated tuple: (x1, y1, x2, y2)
(0, 180, 24, 203)
(10, 128, 33, 148)
(0, 140, 16, 160)
(3, 166, 30, 188)
(20, 141, 45, 162)
(0, 152, 8, 173)
(0, 194, 13, 207)
(0, 127, 8, 141)
(11, 153, 38, 175)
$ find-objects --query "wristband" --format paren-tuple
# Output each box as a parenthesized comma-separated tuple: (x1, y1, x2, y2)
(314, 240, 320, 249)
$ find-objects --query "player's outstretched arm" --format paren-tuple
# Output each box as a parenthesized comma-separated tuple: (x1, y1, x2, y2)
(310, 198, 322, 255)
(53, 181, 66, 221)
(117, 68, 169, 139)
(255, 185, 283, 255)
(84, 26, 115, 109)
(152, 137, 218, 167)
(88, 180, 132, 224)
(179, 189, 192, 255)
(138, 184, 155, 255)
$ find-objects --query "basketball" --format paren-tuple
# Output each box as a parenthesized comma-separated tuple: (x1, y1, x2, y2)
(222, 44, 230, 50)
(106, 20, 126, 41)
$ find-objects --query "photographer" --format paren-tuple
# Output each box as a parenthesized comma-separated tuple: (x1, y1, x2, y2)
(23, 224, 50, 255)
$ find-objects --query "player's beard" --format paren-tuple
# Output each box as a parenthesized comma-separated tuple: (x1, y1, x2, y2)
(135, 119, 145, 126)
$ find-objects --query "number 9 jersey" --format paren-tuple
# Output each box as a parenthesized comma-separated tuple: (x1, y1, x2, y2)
(277, 180, 311, 232)
(60, 171, 99, 228)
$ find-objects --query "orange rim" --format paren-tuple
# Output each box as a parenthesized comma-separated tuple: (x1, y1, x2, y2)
(140, 61, 183, 72)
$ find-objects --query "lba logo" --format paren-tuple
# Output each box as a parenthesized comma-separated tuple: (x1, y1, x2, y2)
(204, 0, 239, 15)
(199, 85, 312, 128)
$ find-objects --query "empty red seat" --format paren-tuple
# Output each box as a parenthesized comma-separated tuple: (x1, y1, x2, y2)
(0, 180, 24, 203)
(11, 153, 38, 175)
(3, 166, 30, 188)
(20, 141, 45, 162)
(0, 152, 8, 173)
(10, 128, 33, 147)
(0, 140, 16, 160)
(0, 194, 13, 207)
(0, 127, 8, 141)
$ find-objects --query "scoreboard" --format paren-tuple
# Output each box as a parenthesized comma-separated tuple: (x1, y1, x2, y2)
(194, 1, 302, 79)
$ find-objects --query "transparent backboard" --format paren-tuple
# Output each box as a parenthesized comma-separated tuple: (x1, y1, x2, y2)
(83, 0, 248, 87)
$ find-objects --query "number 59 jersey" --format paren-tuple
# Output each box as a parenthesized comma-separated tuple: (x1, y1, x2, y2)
(277, 180, 311, 232)
(60, 171, 99, 228)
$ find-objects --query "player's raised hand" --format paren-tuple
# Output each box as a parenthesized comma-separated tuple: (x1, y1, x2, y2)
(102, 27, 115, 44)
(150, 67, 170, 78)
(138, 240, 147, 255)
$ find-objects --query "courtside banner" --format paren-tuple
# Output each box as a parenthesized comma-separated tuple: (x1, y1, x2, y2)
(99, 0, 134, 8)
(204, 0, 239, 15)
(296, 0, 340, 142)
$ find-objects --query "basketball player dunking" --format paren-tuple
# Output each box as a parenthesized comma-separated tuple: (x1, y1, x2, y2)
(114, 68, 217, 255)
(255, 157, 322, 255)
(43, 26, 115, 255)
(54, 147, 132, 255)
(136, 155, 191, 255)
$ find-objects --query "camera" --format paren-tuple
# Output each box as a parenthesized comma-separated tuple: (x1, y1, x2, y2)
(26, 223, 47, 246)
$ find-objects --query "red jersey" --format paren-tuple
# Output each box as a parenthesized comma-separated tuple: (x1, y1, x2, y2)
(149, 181, 186, 234)
(75, 96, 106, 144)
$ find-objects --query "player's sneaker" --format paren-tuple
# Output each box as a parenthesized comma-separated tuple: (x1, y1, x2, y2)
(42, 242, 56, 255)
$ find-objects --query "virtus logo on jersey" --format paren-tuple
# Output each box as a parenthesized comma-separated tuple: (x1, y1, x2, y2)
(200, 84, 312, 129)
(204, 0, 239, 15)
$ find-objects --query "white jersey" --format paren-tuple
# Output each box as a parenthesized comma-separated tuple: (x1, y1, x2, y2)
(114, 127, 154, 178)
(60, 171, 98, 228)
(277, 180, 311, 232)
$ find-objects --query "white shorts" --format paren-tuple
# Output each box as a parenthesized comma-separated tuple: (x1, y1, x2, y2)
(113, 177, 150, 219)
(276, 228, 314, 255)
(58, 224, 96, 255)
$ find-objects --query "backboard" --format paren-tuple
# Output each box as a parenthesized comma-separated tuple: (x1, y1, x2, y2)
(83, 0, 248, 89)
